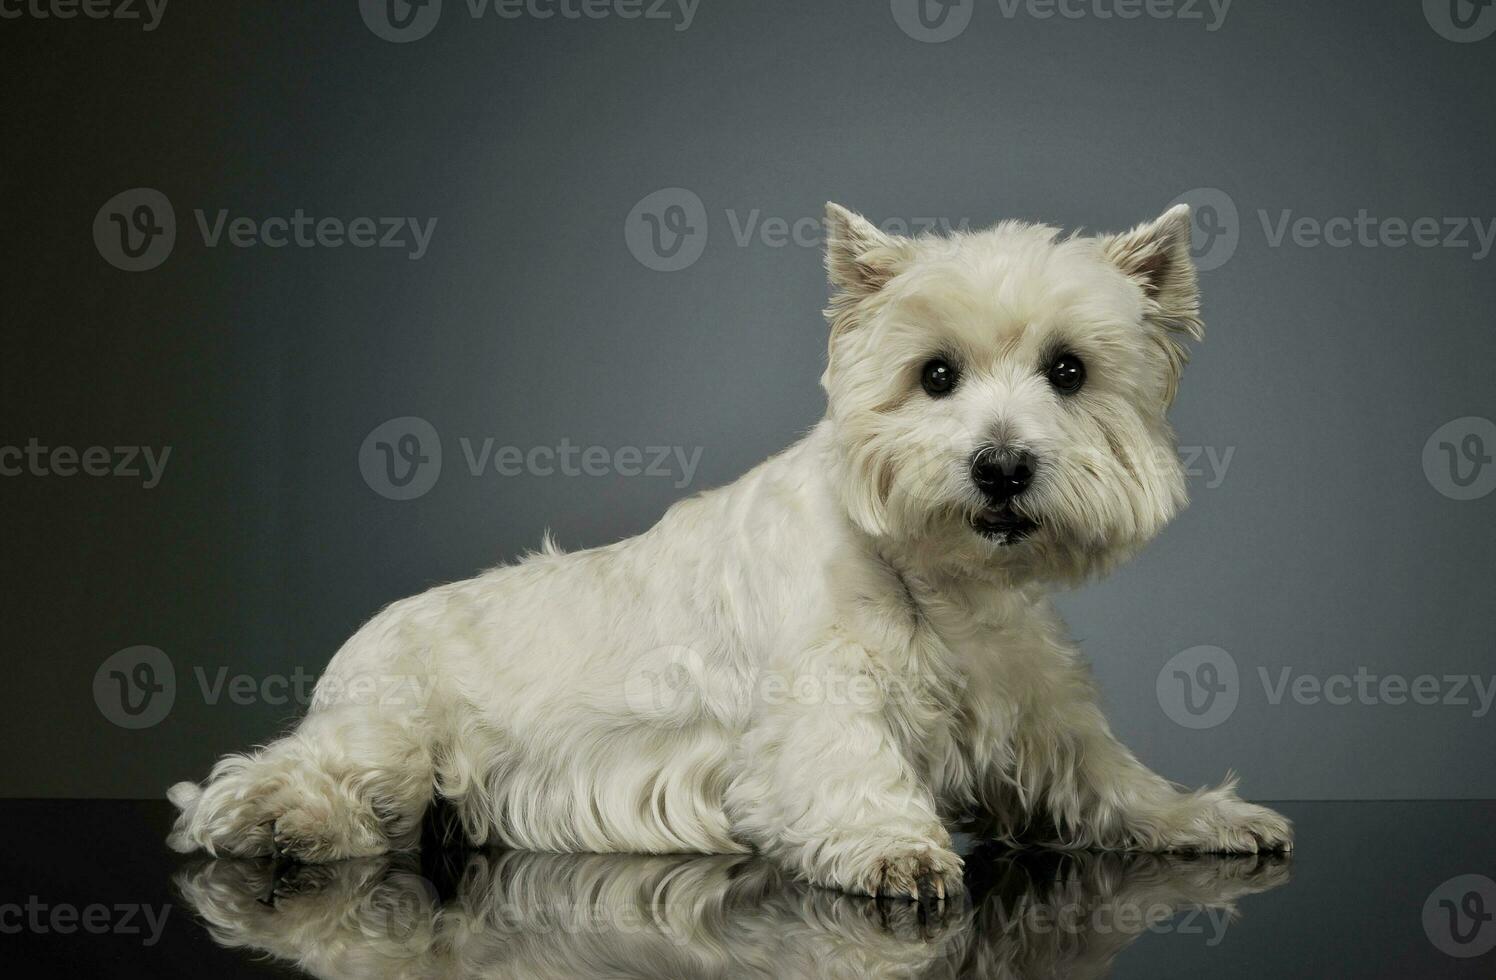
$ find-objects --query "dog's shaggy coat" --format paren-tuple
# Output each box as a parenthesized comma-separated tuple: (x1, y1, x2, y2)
(168, 204, 1291, 899)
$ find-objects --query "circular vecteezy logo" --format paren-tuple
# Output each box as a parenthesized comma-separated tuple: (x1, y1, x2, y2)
(1166, 187, 1240, 273)
(93, 188, 176, 272)
(621, 645, 707, 724)
(890, 0, 975, 43)
(625, 188, 709, 272)
(1157, 645, 1239, 729)
(365, 873, 442, 943)
(1423, 874, 1496, 958)
(1423, 417, 1496, 501)
(360, 416, 443, 500)
(359, 0, 443, 43)
(93, 645, 176, 729)
(1424, 0, 1496, 43)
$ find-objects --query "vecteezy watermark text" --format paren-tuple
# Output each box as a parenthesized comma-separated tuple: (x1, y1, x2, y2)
(890, 0, 1231, 43)
(360, 0, 700, 43)
(1158, 646, 1496, 728)
(458, 438, 702, 488)
(1260, 667, 1496, 718)
(0, 439, 170, 488)
(1002, 897, 1235, 946)
(94, 188, 437, 271)
(0, 0, 167, 30)
(92, 645, 439, 729)
(0, 898, 171, 947)
(1164, 189, 1496, 271)
(359, 417, 705, 501)
(1260, 210, 1496, 261)
(993, 0, 1232, 30)
(194, 209, 437, 260)
(625, 188, 971, 272)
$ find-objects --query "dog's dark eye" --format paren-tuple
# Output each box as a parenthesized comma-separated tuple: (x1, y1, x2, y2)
(1046, 353, 1086, 394)
(921, 359, 958, 397)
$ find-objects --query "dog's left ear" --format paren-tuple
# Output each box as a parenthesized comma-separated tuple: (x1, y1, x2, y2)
(1101, 205, 1204, 404)
(824, 203, 914, 298)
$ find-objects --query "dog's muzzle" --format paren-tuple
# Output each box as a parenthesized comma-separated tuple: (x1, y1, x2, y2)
(969, 447, 1040, 542)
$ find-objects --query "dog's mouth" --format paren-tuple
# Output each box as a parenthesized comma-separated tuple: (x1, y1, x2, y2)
(970, 506, 1039, 544)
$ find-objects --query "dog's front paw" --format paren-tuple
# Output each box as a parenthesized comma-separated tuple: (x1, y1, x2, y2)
(271, 807, 387, 863)
(854, 841, 965, 902)
(1162, 795, 1293, 855)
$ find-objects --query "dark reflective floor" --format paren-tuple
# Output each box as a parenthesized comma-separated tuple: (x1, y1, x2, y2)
(0, 801, 1491, 977)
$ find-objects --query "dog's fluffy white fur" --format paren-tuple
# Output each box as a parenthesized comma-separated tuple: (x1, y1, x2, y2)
(168, 203, 1291, 899)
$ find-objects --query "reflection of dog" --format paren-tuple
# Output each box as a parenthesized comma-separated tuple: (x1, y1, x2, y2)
(177, 848, 1291, 979)
(168, 203, 1291, 898)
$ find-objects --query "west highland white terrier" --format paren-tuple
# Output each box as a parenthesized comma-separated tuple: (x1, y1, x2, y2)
(168, 203, 1292, 900)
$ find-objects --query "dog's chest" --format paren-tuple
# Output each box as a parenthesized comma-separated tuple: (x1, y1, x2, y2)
(896, 585, 1049, 748)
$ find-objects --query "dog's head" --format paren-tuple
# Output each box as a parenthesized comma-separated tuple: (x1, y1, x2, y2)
(821, 203, 1203, 583)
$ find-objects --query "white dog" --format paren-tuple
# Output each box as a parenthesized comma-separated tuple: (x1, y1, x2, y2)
(168, 203, 1291, 900)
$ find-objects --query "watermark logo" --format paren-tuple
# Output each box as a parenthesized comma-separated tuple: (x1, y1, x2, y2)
(360, 0, 443, 42)
(1424, 874, 1496, 958)
(458, 438, 702, 487)
(93, 645, 176, 729)
(621, 645, 709, 721)
(97, 653, 438, 728)
(1158, 191, 1494, 266)
(620, 653, 959, 729)
(626, 188, 709, 272)
(892, 429, 1237, 517)
(0, 0, 168, 30)
(1168, 187, 1239, 272)
(1259, 210, 1495, 261)
(0, 439, 171, 488)
(94, 188, 176, 272)
(1004, 897, 1236, 946)
(1424, 0, 1496, 42)
(1157, 645, 1239, 729)
(893, 0, 1233, 36)
(626, 188, 971, 272)
(1259, 667, 1495, 717)
(360, 420, 703, 500)
(94, 189, 437, 267)
(192, 209, 437, 259)
(365, 875, 441, 943)
(360, 0, 699, 42)
(890, 0, 975, 42)
(999, 0, 1232, 31)
(1161, 658, 1496, 725)
(0, 898, 171, 947)
(1424, 417, 1496, 501)
(360, 416, 443, 501)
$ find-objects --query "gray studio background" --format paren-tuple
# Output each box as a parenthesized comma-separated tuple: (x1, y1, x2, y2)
(3, 0, 1492, 800)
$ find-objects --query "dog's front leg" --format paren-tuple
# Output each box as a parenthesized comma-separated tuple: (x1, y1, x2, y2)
(1000, 656, 1292, 853)
(726, 637, 963, 900)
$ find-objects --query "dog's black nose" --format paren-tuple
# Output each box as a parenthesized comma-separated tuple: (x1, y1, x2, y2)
(971, 449, 1035, 501)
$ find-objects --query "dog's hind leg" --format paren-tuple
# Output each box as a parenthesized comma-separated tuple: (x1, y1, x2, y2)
(167, 706, 435, 863)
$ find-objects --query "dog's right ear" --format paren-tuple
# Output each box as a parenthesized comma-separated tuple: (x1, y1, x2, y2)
(824, 203, 913, 297)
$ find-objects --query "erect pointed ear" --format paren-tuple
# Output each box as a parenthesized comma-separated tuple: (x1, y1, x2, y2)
(1101, 204, 1203, 340)
(1102, 205, 1204, 405)
(824, 202, 913, 295)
